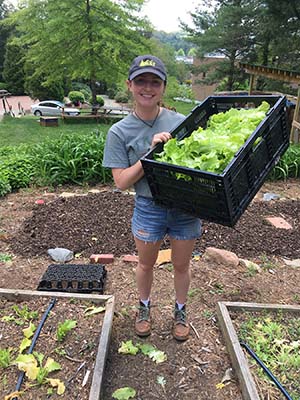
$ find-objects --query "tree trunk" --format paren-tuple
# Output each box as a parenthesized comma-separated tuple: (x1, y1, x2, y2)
(90, 79, 98, 113)
(85, 0, 98, 112)
(226, 55, 236, 91)
(262, 37, 270, 66)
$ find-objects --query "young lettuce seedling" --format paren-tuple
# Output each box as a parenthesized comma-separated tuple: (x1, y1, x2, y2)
(56, 320, 77, 342)
(0, 348, 13, 368)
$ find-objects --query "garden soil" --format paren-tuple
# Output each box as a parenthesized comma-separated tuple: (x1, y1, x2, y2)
(0, 179, 300, 400)
(0, 296, 105, 399)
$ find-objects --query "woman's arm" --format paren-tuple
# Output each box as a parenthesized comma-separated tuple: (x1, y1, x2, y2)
(112, 132, 172, 191)
(112, 162, 144, 191)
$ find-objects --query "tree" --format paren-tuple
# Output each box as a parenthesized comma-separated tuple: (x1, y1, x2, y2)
(8, 0, 150, 102)
(183, 0, 300, 91)
(148, 37, 177, 75)
(148, 37, 191, 85)
(187, 48, 196, 57)
(0, 0, 14, 81)
(152, 31, 194, 54)
(176, 48, 185, 57)
(261, 0, 300, 69)
(183, 0, 256, 91)
(2, 41, 25, 94)
(250, 0, 300, 92)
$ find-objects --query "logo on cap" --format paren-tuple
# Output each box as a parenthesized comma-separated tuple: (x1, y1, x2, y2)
(139, 60, 156, 67)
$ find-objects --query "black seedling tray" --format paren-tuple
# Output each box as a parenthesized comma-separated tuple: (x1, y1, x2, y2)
(37, 264, 107, 294)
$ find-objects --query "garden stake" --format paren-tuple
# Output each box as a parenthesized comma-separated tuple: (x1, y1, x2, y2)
(240, 341, 293, 400)
(13, 297, 57, 399)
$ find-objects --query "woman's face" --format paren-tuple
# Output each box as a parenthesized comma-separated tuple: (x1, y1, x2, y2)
(127, 73, 165, 109)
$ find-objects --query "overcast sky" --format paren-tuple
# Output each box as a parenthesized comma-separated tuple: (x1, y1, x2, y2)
(6, 0, 198, 33)
(141, 0, 198, 32)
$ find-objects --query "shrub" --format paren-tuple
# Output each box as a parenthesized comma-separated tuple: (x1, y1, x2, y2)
(268, 144, 300, 180)
(68, 91, 85, 105)
(165, 76, 181, 100)
(107, 88, 117, 99)
(0, 146, 15, 158)
(30, 132, 112, 186)
(0, 149, 35, 190)
(0, 82, 7, 90)
(178, 84, 195, 100)
(0, 173, 11, 197)
(89, 95, 104, 107)
(115, 91, 129, 103)
(71, 82, 91, 102)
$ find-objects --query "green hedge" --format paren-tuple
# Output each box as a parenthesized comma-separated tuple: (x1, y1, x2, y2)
(0, 131, 112, 196)
(31, 131, 111, 186)
(0, 146, 34, 195)
(0, 172, 11, 197)
(268, 144, 300, 180)
(0, 136, 299, 198)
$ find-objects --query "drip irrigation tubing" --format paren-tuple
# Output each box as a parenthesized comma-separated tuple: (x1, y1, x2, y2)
(240, 341, 293, 400)
(13, 297, 57, 398)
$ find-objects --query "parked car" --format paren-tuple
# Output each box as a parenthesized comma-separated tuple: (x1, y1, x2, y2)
(31, 100, 80, 116)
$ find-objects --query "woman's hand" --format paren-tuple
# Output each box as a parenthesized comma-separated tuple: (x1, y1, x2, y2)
(151, 132, 172, 147)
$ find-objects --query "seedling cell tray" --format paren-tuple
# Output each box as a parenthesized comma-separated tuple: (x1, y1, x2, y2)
(37, 263, 107, 294)
(141, 95, 289, 226)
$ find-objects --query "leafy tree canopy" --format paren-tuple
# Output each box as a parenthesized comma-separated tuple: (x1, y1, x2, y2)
(0, 0, 14, 80)
(3, 41, 25, 94)
(152, 31, 194, 54)
(6, 0, 151, 100)
(182, 0, 300, 91)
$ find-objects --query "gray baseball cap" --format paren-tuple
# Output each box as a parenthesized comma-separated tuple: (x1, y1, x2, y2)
(128, 55, 167, 81)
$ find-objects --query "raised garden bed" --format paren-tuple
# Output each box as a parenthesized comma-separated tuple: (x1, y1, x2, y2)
(217, 301, 300, 400)
(1, 181, 300, 399)
(0, 289, 114, 399)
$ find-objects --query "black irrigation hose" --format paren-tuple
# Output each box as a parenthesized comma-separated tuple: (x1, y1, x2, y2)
(13, 297, 57, 398)
(240, 341, 293, 400)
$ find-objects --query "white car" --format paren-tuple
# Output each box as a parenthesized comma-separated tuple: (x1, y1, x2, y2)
(31, 100, 80, 116)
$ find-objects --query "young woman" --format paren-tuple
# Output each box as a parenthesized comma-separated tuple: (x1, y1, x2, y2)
(103, 55, 201, 341)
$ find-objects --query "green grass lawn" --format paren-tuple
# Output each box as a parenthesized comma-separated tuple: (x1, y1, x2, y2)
(0, 115, 112, 147)
(167, 99, 198, 115)
(0, 101, 196, 147)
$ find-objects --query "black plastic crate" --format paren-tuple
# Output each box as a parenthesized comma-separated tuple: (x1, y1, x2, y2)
(37, 264, 107, 294)
(141, 95, 289, 227)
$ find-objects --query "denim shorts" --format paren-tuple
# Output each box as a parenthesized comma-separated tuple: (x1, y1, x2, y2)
(132, 196, 202, 242)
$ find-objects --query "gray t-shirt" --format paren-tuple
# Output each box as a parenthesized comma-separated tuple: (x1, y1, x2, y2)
(102, 108, 185, 198)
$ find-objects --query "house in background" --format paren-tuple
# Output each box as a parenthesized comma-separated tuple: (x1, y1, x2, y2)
(175, 55, 194, 65)
(192, 53, 226, 101)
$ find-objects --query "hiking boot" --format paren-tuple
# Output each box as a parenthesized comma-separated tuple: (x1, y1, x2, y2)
(172, 304, 190, 341)
(135, 301, 151, 337)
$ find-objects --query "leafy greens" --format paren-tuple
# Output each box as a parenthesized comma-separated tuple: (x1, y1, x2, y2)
(155, 101, 270, 174)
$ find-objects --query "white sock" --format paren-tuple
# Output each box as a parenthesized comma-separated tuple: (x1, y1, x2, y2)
(140, 299, 150, 307)
(176, 301, 185, 310)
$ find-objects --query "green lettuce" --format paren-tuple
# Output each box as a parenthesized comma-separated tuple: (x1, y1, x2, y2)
(155, 101, 270, 174)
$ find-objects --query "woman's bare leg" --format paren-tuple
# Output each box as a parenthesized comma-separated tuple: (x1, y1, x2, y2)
(170, 238, 195, 304)
(134, 237, 162, 300)
(170, 238, 196, 341)
(133, 237, 162, 337)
